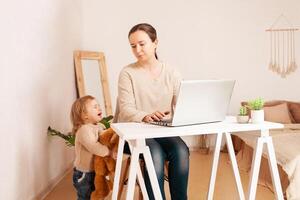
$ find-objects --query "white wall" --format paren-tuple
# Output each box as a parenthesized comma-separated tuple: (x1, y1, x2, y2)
(81, 0, 300, 147)
(0, 1, 299, 198)
(81, 0, 300, 112)
(0, 0, 82, 199)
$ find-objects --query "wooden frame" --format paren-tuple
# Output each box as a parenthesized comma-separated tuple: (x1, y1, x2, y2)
(74, 50, 113, 115)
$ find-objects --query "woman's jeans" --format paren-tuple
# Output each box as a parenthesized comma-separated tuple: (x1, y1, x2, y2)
(73, 168, 95, 200)
(124, 136, 189, 200)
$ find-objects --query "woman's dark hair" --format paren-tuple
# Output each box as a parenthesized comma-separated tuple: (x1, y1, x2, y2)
(128, 23, 158, 59)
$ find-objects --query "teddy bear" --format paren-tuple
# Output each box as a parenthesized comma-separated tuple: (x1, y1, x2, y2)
(91, 127, 119, 200)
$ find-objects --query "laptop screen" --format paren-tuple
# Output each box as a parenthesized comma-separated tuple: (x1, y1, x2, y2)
(170, 80, 235, 126)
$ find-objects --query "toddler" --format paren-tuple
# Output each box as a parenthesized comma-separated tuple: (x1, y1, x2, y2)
(70, 95, 110, 200)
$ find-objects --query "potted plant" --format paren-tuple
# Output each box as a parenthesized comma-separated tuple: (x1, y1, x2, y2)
(237, 106, 249, 123)
(248, 98, 265, 123)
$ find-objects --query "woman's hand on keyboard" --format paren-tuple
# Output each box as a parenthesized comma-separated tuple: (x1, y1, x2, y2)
(142, 111, 170, 122)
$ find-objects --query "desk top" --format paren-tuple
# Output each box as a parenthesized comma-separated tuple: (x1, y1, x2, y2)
(111, 116, 284, 140)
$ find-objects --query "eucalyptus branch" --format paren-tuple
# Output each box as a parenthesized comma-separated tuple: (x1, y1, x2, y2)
(47, 126, 75, 147)
(47, 115, 114, 147)
(100, 115, 114, 129)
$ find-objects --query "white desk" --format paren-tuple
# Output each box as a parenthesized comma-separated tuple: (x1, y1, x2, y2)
(111, 116, 284, 200)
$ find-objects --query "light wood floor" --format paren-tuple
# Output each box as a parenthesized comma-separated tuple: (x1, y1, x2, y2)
(44, 152, 274, 200)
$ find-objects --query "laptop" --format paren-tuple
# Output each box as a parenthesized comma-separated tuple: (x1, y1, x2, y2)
(150, 79, 235, 127)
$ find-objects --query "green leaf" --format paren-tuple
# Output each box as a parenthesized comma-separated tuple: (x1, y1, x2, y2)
(239, 106, 248, 115)
(47, 115, 113, 147)
(99, 115, 114, 129)
(248, 97, 264, 110)
(47, 126, 75, 146)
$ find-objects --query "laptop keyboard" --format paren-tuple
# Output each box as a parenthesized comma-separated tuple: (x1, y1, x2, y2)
(150, 118, 172, 126)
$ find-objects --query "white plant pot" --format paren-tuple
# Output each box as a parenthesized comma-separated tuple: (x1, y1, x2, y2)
(237, 115, 249, 123)
(251, 110, 264, 123)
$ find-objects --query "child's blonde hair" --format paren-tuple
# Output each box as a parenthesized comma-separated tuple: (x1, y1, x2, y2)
(70, 95, 95, 134)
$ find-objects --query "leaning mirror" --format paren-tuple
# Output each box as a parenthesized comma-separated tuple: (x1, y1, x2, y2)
(74, 50, 112, 116)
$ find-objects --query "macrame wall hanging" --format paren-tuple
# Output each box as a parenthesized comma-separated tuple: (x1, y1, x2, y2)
(266, 14, 298, 78)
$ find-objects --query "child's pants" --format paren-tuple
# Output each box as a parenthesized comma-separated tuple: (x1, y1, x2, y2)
(73, 168, 95, 200)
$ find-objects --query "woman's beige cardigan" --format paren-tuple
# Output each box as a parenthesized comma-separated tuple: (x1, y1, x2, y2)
(114, 62, 182, 123)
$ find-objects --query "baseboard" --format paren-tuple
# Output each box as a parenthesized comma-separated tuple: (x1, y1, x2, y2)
(33, 164, 73, 200)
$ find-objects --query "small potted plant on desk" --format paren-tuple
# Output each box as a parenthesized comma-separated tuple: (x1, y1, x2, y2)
(237, 105, 249, 123)
(248, 97, 265, 123)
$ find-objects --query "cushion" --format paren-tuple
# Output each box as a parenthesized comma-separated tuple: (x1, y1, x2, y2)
(264, 100, 286, 107)
(264, 100, 295, 123)
(288, 102, 300, 123)
(263, 103, 292, 123)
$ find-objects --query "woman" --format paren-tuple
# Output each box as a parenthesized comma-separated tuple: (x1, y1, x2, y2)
(115, 23, 189, 200)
